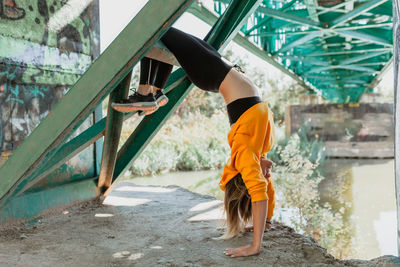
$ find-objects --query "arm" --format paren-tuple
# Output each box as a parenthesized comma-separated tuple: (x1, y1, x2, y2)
(224, 200, 267, 257)
(245, 157, 274, 232)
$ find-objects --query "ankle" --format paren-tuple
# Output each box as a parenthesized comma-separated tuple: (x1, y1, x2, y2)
(137, 84, 153, 95)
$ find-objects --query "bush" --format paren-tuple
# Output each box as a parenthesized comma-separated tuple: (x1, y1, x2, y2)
(128, 105, 230, 176)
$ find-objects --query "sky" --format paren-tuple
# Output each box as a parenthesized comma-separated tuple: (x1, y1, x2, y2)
(98, 0, 393, 95)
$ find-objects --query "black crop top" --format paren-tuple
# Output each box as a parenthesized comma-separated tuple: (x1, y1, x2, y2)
(226, 96, 262, 125)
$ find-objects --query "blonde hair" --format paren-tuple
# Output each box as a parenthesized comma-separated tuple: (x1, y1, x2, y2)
(222, 174, 252, 239)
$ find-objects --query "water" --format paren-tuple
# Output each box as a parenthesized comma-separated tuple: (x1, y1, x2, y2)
(128, 159, 397, 260)
(319, 159, 397, 259)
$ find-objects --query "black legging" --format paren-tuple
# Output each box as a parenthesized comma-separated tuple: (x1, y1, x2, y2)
(139, 27, 233, 93)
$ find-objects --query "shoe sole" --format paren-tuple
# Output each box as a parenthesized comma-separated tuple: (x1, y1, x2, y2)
(111, 102, 157, 113)
(156, 95, 168, 107)
(138, 108, 158, 116)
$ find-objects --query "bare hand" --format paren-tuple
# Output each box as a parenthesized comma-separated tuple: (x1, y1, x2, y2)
(224, 244, 260, 258)
(260, 158, 273, 178)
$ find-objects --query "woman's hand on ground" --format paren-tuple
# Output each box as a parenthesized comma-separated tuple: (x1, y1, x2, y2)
(224, 244, 260, 258)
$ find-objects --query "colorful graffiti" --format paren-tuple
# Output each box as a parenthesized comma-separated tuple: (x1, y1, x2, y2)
(0, 0, 25, 20)
(0, 0, 99, 179)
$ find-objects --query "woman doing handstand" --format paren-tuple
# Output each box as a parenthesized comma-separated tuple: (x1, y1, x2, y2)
(112, 27, 276, 258)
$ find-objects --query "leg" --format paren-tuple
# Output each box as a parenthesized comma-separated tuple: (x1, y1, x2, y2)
(160, 27, 232, 92)
(112, 57, 160, 113)
(137, 57, 156, 95)
(152, 60, 173, 107)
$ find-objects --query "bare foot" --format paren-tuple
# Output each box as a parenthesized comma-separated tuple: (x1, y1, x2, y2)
(224, 244, 260, 258)
(245, 221, 271, 232)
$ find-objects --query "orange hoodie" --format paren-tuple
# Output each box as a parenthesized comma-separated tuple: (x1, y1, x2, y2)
(219, 102, 275, 202)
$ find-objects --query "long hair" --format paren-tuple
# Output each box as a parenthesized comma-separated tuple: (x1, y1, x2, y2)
(222, 173, 252, 239)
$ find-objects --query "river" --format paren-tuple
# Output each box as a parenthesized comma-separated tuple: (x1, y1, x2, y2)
(128, 159, 397, 260)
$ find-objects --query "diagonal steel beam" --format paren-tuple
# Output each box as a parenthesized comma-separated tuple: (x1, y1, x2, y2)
(297, 47, 392, 57)
(336, 29, 393, 46)
(12, 111, 137, 199)
(256, 6, 323, 30)
(316, 0, 357, 16)
(340, 50, 389, 65)
(284, 55, 331, 66)
(0, 0, 194, 205)
(187, 3, 311, 90)
(112, 0, 263, 183)
(330, 0, 389, 28)
(243, 0, 300, 35)
(275, 31, 321, 54)
(250, 22, 393, 37)
(307, 64, 376, 73)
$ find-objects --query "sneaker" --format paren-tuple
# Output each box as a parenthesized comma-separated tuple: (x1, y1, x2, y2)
(154, 90, 168, 107)
(112, 92, 158, 113)
(137, 108, 158, 116)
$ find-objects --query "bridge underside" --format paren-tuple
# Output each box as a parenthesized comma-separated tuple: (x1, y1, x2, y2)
(0, 0, 394, 222)
(213, 0, 393, 103)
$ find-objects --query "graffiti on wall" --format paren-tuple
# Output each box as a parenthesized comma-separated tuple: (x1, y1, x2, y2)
(0, 0, 99, 154)
(0, 0, 99, 182)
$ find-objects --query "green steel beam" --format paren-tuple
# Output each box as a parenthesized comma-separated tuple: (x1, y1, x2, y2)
(243, 0, 300, 35)
(298, 47, 392, 56)
(336, 29, 393, 46)
(113, 0, 263, 182)
(211, 0, 393, 103)
(316, 0, 357, 16)
(256, 6, 323, 30)
(0, 0, 194, 205)
(340, 51, 389, 64)
(317, 79, 368, 84)
(284, 55, 331, 66)
(307, 64, 376, 73)
(330, 0, 389, 28)
(13, 118, 106, 198)
(0, 178, 99, 221)
(250, 22, 393, 37)
(12, 111, 137, 199)
(275, 31, 321, 54)
(305, 72, 373, 79)
(206, 0, 262, 51)
(370, 1, 393, 16)
(97, 72, 132, 192)
(187, 2, 313, 92)
(113, 74, 193, 180)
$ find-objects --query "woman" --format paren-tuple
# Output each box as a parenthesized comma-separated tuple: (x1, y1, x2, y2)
(112, 27, 276, 258)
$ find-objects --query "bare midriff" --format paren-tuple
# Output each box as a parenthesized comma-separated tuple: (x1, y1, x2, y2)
(218, 68, 261, 105)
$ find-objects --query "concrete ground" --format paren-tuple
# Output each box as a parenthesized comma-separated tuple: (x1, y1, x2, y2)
(0, 181, 399, 267)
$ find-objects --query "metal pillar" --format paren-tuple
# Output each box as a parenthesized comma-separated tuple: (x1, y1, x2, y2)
(97, 72, 132, 192)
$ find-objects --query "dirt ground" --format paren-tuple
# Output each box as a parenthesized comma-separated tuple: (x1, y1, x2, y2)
(0, 181, 399, 267)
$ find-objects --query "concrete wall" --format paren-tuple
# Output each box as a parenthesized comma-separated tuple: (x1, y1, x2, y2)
(0, 0, 101, 220)
(286, 103, 394, 158)
(0, 0, 100, 176)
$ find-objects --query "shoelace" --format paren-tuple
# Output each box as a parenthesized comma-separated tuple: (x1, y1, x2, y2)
(233, 64, 245, 73)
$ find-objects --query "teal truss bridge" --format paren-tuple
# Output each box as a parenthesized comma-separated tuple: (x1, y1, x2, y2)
(211, 0, 393, 103)
(0, 0, 396, 245)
